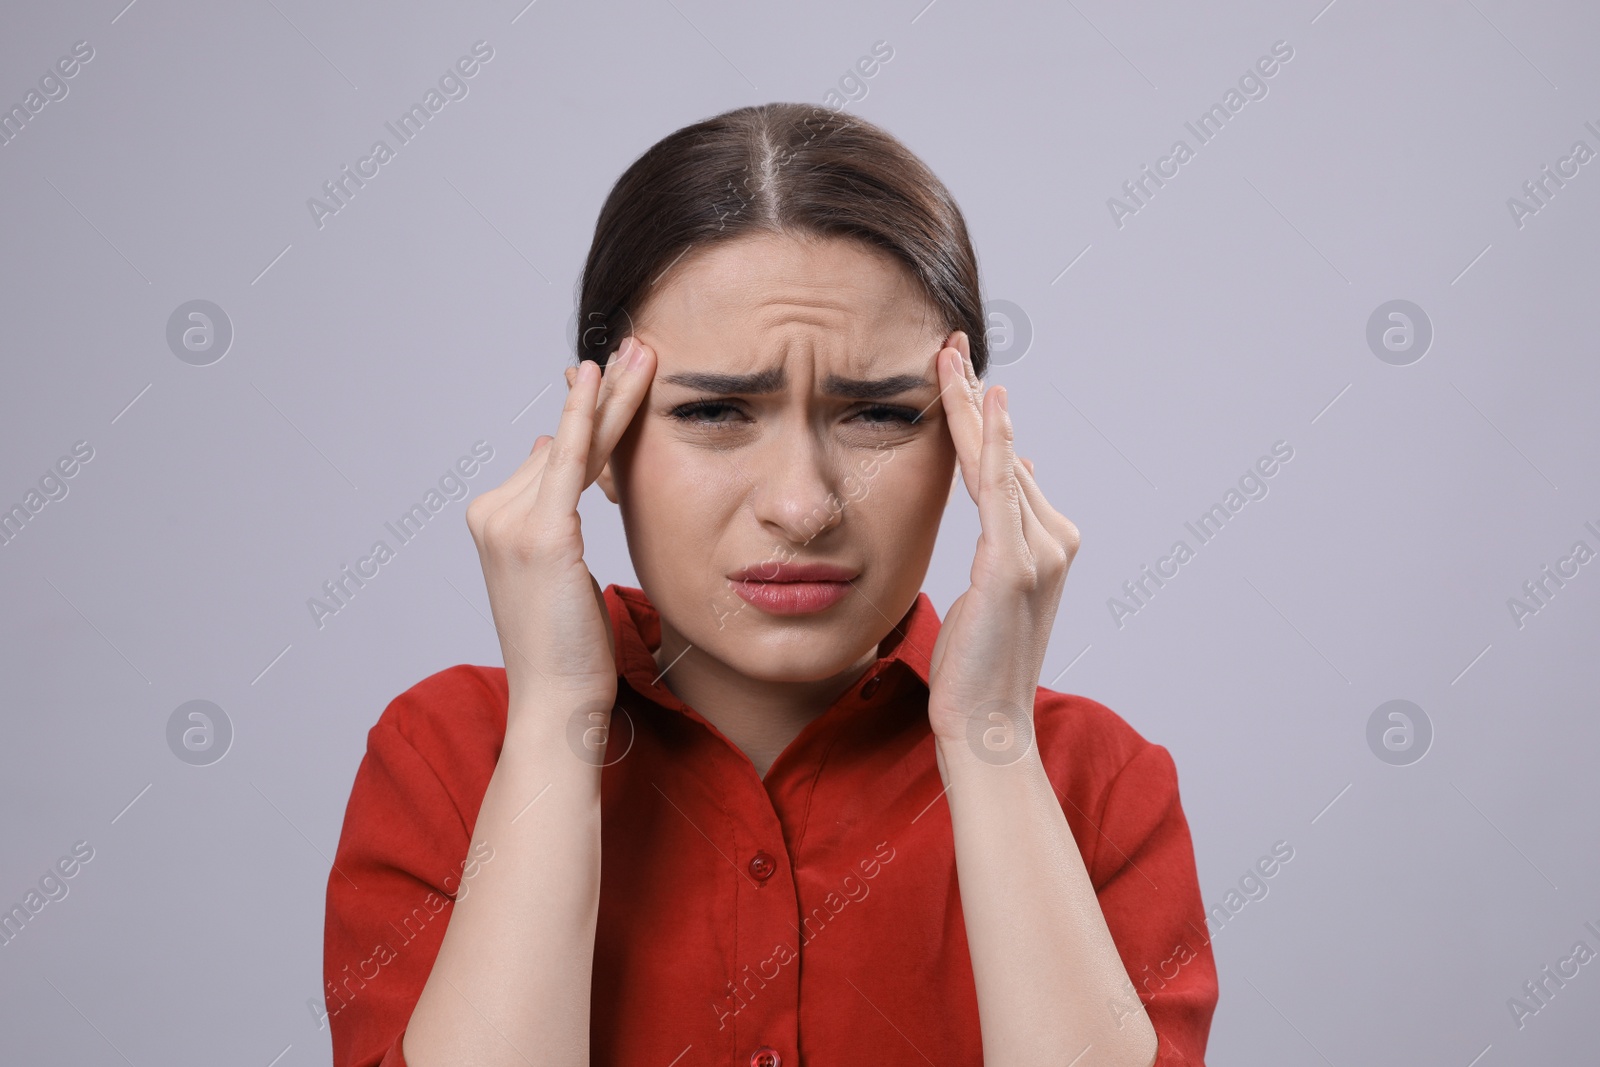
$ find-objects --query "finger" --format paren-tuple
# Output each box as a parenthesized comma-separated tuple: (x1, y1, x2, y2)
(992, 400, 1052, 558)
(1015, 455, 1078, 538)
(955, 331, 987, 501)
(1014, 456, 1082, 564)
(997, 422, 1061, 579)
(466, 428, 555, 538)
(584, 340, 633, 427)
(1014, 455, 1045, 518)
(585, 337, 657, 485)
(936, 330, 984, 501)
(977, 384, 1028, 562)
(471, 347, 616, 535)
(533, 357, 604, 519)
(497, 432, 556, 500)
(1014, 459, 1050, 556)
(508, 433, 557, 508)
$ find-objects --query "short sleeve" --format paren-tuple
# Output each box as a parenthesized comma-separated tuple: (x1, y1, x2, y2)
(1088, 742, 1218, 1066)
(323, 718, 470, 1067)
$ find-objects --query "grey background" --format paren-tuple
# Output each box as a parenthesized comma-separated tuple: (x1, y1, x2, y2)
(2, 0, 1596, 1063)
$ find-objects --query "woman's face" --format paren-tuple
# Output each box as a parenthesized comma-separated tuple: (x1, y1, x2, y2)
(597, 231, 961, 684)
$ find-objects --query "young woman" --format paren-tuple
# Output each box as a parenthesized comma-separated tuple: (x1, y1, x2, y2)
(324, 103, 1217, 1067)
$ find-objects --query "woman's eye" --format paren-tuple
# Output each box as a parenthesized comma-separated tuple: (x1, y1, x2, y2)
(666, 401, 923, 430)
(669, 400, 744, 425)
(856, 405, 922, 427)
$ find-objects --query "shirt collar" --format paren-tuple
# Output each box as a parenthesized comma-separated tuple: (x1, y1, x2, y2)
(603, 583, 941, 714)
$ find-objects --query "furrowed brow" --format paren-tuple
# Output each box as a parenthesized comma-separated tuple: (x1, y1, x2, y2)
(658, 368, 931, 400)
(659, 368, 787, 393)
(821, 373, 933, 400)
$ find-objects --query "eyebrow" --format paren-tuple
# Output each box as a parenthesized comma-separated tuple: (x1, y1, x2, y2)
(659, 367, 933, 401)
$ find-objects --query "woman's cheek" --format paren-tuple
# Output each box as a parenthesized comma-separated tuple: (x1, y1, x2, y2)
(634, 437, 737, 530)
(876, 442, 945, 499)
(873, 460, 956, 560)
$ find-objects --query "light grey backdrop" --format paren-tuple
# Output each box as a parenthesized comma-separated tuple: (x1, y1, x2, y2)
(2, 0, 1596, 1063)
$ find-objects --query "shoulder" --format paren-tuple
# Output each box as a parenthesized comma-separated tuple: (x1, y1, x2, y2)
(375, 662, 508, 748)
(1031, 688, 1185, 869)
(366, 663, 510, 822)
(1032, 687, 1157, 779)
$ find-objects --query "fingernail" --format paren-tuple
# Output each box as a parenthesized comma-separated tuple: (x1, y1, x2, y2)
(997, 386, 1008, 412)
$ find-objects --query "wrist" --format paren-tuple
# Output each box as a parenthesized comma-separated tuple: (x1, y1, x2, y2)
(933, 724, 1044, 778)
(504, 692, 619, 769)
(930, 694, 1039, 768)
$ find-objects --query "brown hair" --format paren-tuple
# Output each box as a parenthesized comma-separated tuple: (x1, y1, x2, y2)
(574, 102, 989, 377)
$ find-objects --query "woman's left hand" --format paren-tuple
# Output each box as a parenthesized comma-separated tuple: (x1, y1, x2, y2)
(926, 330, 1081, 764)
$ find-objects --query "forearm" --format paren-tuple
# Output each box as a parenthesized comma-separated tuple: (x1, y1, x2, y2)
(403, 696, 604, 1066)
(935, 735, 1158, 1067)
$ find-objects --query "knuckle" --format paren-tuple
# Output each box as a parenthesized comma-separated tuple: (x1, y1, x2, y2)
(1059, 520, 1082, 555)
(480, 508, 516, 546)
(465, 493, 500, 534)
(482, 508, 549, 560)
(1014, 565, 1041, 593)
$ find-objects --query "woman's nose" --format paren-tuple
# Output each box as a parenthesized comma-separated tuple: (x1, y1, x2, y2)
(748, 435, 846, 546)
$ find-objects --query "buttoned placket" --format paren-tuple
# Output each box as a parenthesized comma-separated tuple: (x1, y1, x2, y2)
(610, 587, 911, 1064)
(714, 666, 896, 1066)
(614, 678, 803, 1063)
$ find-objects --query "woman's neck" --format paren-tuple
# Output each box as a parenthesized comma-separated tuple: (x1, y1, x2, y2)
(650, 625, 878, 780)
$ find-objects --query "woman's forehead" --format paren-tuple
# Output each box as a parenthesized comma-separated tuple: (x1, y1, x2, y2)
(645, 318, 942, 386)
(637, 235, 944, 373)
(646, 234, 933, 319)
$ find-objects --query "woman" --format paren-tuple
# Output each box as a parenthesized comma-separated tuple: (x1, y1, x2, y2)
(324, 103, 1217, 1066)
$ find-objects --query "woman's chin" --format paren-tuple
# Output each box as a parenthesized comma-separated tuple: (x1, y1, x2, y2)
(712, 632, 875, 687)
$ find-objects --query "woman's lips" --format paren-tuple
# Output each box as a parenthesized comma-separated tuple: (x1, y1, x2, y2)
(730, 579, 852, 615)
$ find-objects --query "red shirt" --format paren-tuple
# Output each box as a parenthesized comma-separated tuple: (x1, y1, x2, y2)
(324, 583, 1217, 1065)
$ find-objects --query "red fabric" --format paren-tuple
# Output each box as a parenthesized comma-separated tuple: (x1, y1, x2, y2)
(324, 584, 1217, 1065)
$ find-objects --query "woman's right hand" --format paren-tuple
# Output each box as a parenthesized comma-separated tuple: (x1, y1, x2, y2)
(464, 336, 657, 732)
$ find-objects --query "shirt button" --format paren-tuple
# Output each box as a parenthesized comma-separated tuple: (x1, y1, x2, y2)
(859, 674, 881, 699)
(748, 851, 776, 882)
(749, 1048, 781, 1067)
